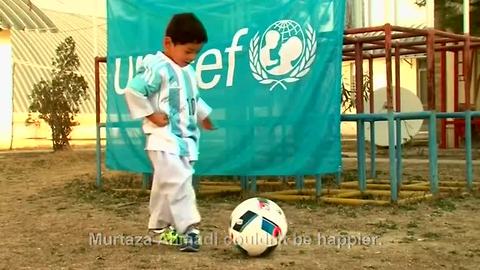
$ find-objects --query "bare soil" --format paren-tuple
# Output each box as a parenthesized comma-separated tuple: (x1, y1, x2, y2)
(1, 149, 479, 270)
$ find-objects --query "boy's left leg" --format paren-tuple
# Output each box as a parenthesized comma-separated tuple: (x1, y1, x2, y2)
(164, 156, 201, 233)
(147, 151, 191, 246)
(159, 154, 201, 251)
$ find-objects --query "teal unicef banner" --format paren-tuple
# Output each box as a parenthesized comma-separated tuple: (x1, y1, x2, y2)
(106, 0, 345, 176)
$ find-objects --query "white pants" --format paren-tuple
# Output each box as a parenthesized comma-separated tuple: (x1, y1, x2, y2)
(147, 151, 201, 234)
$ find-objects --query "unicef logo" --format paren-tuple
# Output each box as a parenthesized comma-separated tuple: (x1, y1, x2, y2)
(249, 20, 317, 91)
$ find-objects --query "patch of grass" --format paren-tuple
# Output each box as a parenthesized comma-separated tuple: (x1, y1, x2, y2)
(102, 173, 145, 189)
(360, 205, 374, 211)
(336, 206, 358, 218)
(421, 232, 441, 240)
(399, 236, 415, 243)
(410, 175, 425, 181)
(469, 248, 480, 254)
(430, 209, 444, 217)
(407, 220, 419, 229)
(433, 199, 456, 212)
(398, 204, 418, 211)
(374, 220, 398, 230)
(340, 170, 359, 182)
(389, 208, 399, 216)
(63, 178, 149, 217)
(294, 200, 321, 210)
(31, 159, 49, 168)
(370, 219, 398, 236)
(325, 208, 336, 215)
(359, 193, 375, 200)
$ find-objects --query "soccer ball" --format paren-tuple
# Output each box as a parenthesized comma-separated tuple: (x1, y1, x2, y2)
(229, 197, 288, 257)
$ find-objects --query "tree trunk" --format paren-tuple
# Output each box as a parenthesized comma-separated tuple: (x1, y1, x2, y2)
(50, 116, 71, 151)
(434, 0, 446, 30)
(51, 124, 60, 151)
(475, 52, 480, 110)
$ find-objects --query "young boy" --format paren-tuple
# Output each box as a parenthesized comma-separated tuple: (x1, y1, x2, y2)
(123, 13, 214, 252)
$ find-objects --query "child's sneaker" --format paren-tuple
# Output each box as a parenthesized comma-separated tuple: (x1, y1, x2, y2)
(179, 228, 200, 252)
(149, 226, 183, 246)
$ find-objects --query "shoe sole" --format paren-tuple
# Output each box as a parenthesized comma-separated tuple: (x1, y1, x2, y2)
(179, 245, 199, 252)
(152, 240, 182, 246)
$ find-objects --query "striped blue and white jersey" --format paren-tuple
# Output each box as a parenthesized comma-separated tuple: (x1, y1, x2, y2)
(124, 51, 211, 161)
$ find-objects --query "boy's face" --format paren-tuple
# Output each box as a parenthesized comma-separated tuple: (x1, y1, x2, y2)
(164, 37, 204, 67)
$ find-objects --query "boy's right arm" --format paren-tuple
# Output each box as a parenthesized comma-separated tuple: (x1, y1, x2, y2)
(146, 112, 169, 127)
(124, 55, 168, 127)
(124, 89, 168, 127)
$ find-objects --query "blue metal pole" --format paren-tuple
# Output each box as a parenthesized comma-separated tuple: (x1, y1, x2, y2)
(142, 173, 151, 190)
(95, 124, 102, 189)
(240, 176, 248, 191)
(192, 175, 199, 192)
(315, 174, 322, 197)
(370, 120, 377, 179)
(387, 112, 398, 202)
(250, 176, 257, 193)
(465, 110, 473, 190)
(335, 170, 342, 186)
(295, 175, 304, 191)
(341, 113, 389, 121)
(428, 112, 439, 194)
(395, 118, 403, 187)
(357, 119, 366, 192)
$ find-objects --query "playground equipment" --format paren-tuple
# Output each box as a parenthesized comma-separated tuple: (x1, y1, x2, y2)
(364, 86, 425, 147)
(94, 24, 480, 205)
(340, 24, 480, 203)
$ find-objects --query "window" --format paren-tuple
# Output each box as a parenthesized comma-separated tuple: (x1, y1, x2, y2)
(416, 57, 428, 109)
(345, 0, 364, 28)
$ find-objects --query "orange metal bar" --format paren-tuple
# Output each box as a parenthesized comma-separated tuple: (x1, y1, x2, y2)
(355, 42, 365, 113)
(440, 44, 447, 148)
(385, 24, 393, 111)
(94, 56, 107, 125)
(395, 42, 401, 112)
(427, 30, 436, 110)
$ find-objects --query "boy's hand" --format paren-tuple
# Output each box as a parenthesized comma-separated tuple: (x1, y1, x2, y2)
(201, 117, 216, 130)
(147, 112, 169, 127)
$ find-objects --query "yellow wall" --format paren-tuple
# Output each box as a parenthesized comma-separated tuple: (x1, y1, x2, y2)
(0, 30, 13, 149)
(340, 57, 420, 136)
(7, 113, 105, 150)
(366, 0, 429, 27)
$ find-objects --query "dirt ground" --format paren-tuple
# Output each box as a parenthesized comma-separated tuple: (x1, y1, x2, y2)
(1, 149, 480, 270)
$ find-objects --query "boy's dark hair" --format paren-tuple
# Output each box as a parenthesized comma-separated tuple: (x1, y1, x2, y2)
(166, 13, 208, 45)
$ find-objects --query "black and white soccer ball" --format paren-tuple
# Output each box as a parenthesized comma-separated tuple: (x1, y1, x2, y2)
(229, 197, 288, 257)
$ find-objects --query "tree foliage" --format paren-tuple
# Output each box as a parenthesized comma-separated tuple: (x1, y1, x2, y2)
(29, 36, 89, 151)
(415, 0, 479, 35)
(341, 74, 371, 113)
